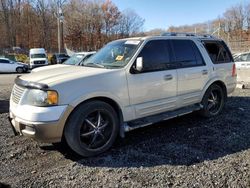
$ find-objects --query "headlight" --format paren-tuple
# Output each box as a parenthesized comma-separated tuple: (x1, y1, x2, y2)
(25, 89, 58, 106)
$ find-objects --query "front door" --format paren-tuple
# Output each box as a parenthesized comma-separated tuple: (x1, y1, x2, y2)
(127, 40, 178, 119)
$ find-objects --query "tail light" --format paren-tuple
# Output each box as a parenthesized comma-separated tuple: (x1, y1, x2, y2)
(232, 63, 237, 77)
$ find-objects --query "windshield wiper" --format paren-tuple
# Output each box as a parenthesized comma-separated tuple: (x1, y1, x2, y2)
(84, 63, 105, 68)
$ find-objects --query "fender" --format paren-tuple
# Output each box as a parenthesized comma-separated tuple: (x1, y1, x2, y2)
(69, 91, 135, 122)
(200, 76, 226, 101)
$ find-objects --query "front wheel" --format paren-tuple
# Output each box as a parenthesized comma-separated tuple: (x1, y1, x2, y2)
(64, 101, 119, 157)
(199, 84, 225, 117)
(16, 67, 24, 73)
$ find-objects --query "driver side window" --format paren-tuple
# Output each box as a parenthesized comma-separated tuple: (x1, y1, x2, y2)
(138, 40, 171, 73)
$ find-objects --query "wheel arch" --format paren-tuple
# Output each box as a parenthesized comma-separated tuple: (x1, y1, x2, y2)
(16, 66, 24, 72)
(202, 79, 228, 101)
(63, 96, 124, 139)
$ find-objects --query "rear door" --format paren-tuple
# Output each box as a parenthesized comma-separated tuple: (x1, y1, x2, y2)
(171, 39, 209, 106)
(127, 39, 178, 118)
(0, 59, 14, 72)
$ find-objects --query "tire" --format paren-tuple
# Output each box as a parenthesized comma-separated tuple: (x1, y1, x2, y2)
(64, 101, 119, 157)
(16, 67, 24, 73)
(199, 84, 225, 118)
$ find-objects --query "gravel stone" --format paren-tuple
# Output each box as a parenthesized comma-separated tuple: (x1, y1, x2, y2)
(0, 74, 250, 187)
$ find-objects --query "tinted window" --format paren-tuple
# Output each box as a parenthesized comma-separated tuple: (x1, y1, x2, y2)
(0, 59, 9, 64)
(58, 54, 69, 58)
(138, 40, 171, 72)
(171, 40, 204, 67)
(203, 41, 232, 64)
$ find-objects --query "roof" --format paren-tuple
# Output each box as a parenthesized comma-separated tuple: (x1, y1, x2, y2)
(116, 33, 220, 42)
(0, 57, 10, 61)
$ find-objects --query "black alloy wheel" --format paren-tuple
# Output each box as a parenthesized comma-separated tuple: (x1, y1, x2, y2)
(64, 101, 119, 157)
(200, 84, 225, 117)
(80, 110, 113, 150)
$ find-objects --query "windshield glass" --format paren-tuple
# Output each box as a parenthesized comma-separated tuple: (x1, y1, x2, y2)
(83, 40, 141, 68)
(63, 54, 85, 65)
(31, 54, 46, 58)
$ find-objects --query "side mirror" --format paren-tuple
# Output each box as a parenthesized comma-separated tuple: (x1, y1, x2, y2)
(135, 57, 143, 72)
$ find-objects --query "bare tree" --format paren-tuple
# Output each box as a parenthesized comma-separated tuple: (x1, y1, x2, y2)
(119, 9, 144, 37)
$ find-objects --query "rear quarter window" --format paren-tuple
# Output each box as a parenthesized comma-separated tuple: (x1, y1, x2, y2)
(202, 40, 233, 64)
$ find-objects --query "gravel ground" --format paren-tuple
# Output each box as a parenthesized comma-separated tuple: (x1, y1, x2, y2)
(0, 74, 250, 187)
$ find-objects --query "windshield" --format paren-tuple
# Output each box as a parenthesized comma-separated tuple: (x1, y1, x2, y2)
(83, 40, 141, 68)
(31, 54, 46, 58)
(63, 54, 85, 65)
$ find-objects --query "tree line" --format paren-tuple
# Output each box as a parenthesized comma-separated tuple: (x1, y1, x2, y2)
(0, 0, 144, 52)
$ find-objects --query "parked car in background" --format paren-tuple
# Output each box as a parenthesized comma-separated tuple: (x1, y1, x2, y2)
(31, 51, 96, 73)
(51, 53, 69, 64)
(29, 48, 48, 69)
(233, 52, 250, 69)
(0, 58, 28, 73)
(63, 51, 96, 66)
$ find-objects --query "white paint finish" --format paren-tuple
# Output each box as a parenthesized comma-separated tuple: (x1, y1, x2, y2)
(177, 66, 210, 105)
(9, 36, 237, 135)
(10, 100, 67, 122)
(0, 60, 21, 72)
(126, 70, 177, 118)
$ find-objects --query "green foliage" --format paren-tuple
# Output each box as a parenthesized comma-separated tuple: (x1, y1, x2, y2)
(15, 54, 28, 63)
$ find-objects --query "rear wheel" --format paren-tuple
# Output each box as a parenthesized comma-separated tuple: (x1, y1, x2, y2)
(16, 67, 24, 73)
(64, 101, 119, 157)
(200, 84, 225, 117)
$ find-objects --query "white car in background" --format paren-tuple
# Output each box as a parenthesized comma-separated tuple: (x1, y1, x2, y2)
(233, 52, 250, 69)
(0, 58, 28, 73)
(63, 51, 96, 66)
(31, 51, 96, 73)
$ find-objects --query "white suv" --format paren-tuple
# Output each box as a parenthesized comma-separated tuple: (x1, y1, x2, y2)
(9, 33, 237, 157)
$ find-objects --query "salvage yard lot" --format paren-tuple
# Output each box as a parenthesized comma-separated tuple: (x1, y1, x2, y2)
(0, 73, 250, 187)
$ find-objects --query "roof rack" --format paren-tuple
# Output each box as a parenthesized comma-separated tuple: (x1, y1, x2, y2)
(161, 32, 216, 38)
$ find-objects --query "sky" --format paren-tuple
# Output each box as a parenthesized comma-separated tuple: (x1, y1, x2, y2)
(112, 0, 247, 31)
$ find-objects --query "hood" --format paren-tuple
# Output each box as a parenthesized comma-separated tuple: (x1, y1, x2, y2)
(20, 65, 114, 86)
(32, 64, 69, 72)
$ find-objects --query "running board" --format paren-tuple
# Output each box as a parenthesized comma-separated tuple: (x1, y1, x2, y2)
(123, 104, 202, 132)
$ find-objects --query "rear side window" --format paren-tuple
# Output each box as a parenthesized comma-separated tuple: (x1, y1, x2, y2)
(138, 40, 171, 72)
(171, 40, 205, 68)
(0, 59, 9, 64)
(202, 41, 233, 64)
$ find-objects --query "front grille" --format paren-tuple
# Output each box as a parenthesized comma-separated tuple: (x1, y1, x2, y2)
(34, 61, 45, 64)
(12, 84, 25, 104)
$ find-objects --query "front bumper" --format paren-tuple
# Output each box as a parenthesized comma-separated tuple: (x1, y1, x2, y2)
(9, 102, 72, 143)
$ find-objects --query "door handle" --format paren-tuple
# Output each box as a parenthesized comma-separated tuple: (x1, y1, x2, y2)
(164, 74, 173, 81)
(202, 70, 208, 75)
